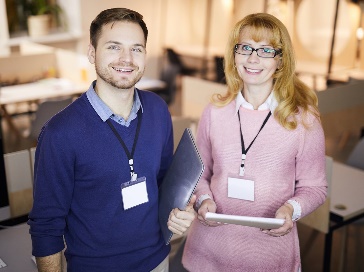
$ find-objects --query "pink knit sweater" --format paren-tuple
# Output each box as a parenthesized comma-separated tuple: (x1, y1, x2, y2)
(182, 101, 327, 272)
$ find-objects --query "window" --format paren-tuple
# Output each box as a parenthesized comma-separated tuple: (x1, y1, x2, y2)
(6, 0, 30, 37)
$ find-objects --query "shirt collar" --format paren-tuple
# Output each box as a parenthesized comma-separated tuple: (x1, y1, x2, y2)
(86, 81, 143, 125)
(235, 90, 278, 114)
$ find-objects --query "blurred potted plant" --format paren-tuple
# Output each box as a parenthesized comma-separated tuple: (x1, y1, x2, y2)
(26, 0, 64, 37)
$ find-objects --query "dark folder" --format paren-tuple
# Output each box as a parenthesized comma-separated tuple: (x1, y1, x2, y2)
(158, 128, 204, 244)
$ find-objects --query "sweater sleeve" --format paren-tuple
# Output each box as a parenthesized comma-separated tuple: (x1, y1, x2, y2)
(28, 118, 74, 257)
(291, 116, 328, 218)
(195, 104, 215, 202)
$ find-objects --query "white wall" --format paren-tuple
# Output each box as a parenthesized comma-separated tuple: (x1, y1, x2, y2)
(234, 0, 265, 20)
(0, 0, 271, 77)
(4, 0, 361, 81)
(0, 0, 10, 55)
(78, 0, 243, 78)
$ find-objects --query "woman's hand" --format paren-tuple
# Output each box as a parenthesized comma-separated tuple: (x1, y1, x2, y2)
(262, 203, 294, 237)
(197, 199, 222, 227)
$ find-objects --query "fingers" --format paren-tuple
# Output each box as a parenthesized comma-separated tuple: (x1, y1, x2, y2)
(198, 219, 222, 227)
(186, 195, 197, 211)
(167, 196, 198, 235)
(261, 225, 292, 237)
(261, 203, 294, 237)
(261, 217, 293, 237)
(196, 200, 221, 227)
(167, 207, 196, 235)
(198, 199, 216, 216)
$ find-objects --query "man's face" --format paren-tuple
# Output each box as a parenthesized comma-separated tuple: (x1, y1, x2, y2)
(88, 21, 146, 90)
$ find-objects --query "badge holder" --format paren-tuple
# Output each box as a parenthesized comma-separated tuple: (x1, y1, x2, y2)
(121, 159, 148, 210)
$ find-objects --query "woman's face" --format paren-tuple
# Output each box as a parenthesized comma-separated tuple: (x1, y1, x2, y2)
(234, 28, 281, 91)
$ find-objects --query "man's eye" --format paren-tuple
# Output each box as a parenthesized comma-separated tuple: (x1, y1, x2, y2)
(132, 47, 144, 53)
(242, 45, 252, 51)
(108, 45, 119, 50)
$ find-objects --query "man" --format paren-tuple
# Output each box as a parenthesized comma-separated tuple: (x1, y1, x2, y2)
(28, 8, 196, 272)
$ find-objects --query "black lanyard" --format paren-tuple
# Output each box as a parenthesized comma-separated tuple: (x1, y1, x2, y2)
(237, 110, 271, 175)
(106, 109, 142, 179)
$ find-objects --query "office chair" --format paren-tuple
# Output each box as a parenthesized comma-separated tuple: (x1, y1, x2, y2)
(214, 56, 226, 84)
(165, 48, 199, 76)
(24, 96, 73, 142)
(155, 64, 180, 105)
(346, 137, 364, 170)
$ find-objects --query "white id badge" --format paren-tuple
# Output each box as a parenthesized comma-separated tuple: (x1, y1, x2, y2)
(121, 176, 149, 210)
(228, 177, 255, 201)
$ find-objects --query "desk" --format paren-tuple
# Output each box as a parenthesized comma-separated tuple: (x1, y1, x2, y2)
(324, 162, 364, 271)
(0, 77, 165, 137)
(0, 78, 87, 138)
(0, 223, 67, 271)
(0, 224, 37, 272)
(0, 77, 166, 106)
(0, 78, 87, 106)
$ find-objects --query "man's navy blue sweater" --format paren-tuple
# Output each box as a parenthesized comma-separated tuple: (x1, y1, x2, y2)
(28, 90, 173, 271)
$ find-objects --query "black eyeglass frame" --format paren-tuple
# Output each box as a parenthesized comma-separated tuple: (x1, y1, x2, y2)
(234, 44, 282, 58)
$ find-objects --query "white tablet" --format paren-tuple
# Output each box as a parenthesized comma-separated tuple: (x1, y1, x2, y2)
(205, 212, 285, 229)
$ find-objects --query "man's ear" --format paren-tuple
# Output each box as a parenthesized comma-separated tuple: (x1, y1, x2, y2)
(87, 44, 96, 64)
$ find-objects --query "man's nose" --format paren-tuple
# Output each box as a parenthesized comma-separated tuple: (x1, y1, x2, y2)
(119, 48, 132, 62)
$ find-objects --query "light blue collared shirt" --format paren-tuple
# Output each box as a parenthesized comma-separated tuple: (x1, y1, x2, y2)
(86, 81, 143, 127)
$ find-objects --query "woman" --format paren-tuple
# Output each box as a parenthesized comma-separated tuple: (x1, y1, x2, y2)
(182, 13, 327, 272)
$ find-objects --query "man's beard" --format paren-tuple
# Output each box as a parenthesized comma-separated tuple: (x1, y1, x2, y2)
(95, 63, 144, 90)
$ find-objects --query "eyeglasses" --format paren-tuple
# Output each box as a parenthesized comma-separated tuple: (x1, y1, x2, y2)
(234, 44, 282, 58)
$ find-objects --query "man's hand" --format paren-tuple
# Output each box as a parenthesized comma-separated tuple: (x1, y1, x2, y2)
(167, 195, 197, 235)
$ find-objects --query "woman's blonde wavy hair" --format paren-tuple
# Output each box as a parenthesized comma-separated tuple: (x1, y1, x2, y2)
(213, 13, 319, 130)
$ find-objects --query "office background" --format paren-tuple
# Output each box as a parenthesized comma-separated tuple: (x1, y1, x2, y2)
(1, 0, 364, 271)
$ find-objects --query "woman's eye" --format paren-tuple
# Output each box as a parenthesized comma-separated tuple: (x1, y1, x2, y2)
(242, 45, 252, 51)
(263, 48, 274, 53)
